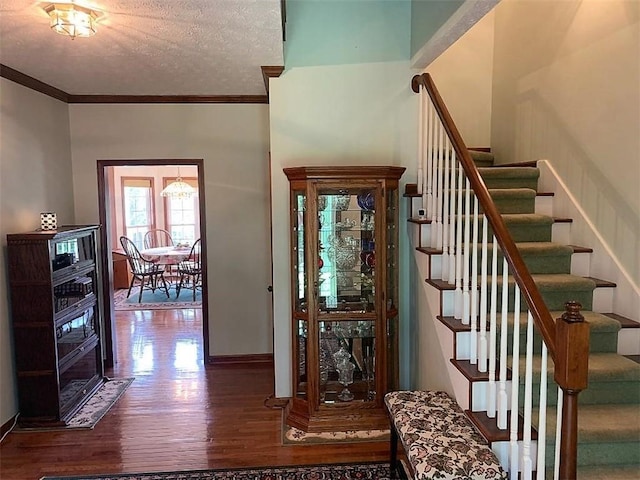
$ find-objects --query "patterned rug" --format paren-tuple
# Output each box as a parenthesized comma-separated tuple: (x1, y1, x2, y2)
(16, 378, 134, 431)
(40, 462, 391, 480)
(283, 425, 389, 445)
(114, 287, 201, 311)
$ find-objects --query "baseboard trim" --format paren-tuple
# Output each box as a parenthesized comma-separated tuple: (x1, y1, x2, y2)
(1, 413, 19, 437)
(207, 353, 273, 365)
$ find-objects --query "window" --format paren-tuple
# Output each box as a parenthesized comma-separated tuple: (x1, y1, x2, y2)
(163, 177, 199, 245)
(122, 178, 154, 249)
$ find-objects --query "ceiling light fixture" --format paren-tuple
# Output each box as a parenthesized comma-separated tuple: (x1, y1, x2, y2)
(44, 2, 102, 39)
(161, 170, 197, 199)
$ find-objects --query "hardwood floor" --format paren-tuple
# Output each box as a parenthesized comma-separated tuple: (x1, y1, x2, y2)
(0, 308, 389, 479)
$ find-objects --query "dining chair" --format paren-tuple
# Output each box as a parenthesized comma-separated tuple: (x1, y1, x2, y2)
(143, 229, 174, 249)
(143, 228, 176, 279)
(119, 236, 170, 303)
(175, 239, 202, 301)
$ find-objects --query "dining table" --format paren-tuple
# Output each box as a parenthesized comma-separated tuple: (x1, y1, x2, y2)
(140, 245, 192, 265)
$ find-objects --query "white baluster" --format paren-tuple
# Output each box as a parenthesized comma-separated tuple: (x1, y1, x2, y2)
(536, 343, 549, 480)
(478, 215, 489, 372)
(498, 257, 509, 429)
(522, 312, 535, 480)
(417, 85, 424, 197)
(450, 149, 459, 288)
(487, 236, 498, 417)
(441, 139, 451, 281)
(470, 196, 479, 363)
(462, 177, 471, 326)
(432, 125, 443, 249)
(453, 156, 462, 316)
(428, 104, 436, 227)
(424, 100, 432, 214)
(554, 387, 563, 480)
(509, 287, 522, 479)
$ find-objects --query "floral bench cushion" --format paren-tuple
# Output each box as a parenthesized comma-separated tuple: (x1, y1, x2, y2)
(384, 390, 506, 480)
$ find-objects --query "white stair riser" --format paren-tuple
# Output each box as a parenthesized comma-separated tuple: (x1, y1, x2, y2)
(535, 195, 554, 216)
(592, 287, 614, 312)
(551, 222, 571, 244)
(618, 328, 640, 355)
(570, 251, 591, 277)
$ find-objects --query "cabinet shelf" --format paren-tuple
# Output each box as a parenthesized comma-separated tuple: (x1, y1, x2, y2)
(284, 165, 404, 432)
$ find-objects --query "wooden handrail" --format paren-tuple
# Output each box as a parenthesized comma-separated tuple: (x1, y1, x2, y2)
(412, 73, 591, 480)
(412, 73, 557, 360)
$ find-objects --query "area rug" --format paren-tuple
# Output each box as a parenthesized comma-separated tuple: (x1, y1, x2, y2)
(41, 462, 391, 480)
(114, 287, 201, 311)
(16, 377, 134, 431)
(283, 425, 389, 445)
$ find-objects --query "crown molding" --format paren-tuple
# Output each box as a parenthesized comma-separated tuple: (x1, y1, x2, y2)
(261, 65, 284, 95)
(67, 95, 268, 104)
(0, 64, 69, 102)
(1, 64, 271, 104)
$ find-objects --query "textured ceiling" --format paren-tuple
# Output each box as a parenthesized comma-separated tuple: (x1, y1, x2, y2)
(0, 0, 284, 96)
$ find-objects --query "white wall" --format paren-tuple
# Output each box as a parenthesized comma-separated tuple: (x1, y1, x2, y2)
(426, 9, 495, 147)
(491, 0, 640, 286)
(69, 104, 273, 358)
(269, 61, 417, 397)
(0, 78, 74, 425)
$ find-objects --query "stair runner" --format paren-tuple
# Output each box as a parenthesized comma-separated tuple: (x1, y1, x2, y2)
(419, 150, 640, 479)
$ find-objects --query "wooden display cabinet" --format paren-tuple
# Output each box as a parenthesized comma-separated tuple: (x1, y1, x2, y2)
(283, 166, 405, 432)
(7, 225, 105, 427)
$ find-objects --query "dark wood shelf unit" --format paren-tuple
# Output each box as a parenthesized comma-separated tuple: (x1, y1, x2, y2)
(7, 225, 106, 427)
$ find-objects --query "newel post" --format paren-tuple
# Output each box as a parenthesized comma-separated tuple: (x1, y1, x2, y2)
(554, 301, 590, 480)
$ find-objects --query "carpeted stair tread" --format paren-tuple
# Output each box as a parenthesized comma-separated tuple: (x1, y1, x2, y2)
(486, 188, 537, 214)
(488, 213, 554, 242)
(515, 352, 640, 406)
(505, 310, 621, 354)
(488, 188, 537, 199)
(533, 403, 640, 444)
(493, 273, 597, 311)
(478, 167, 540, 190)
(525, 352, 640, 384)
(502, 310, 622, 333)
(469, 150, 495, 167)
(576, 465, 640, 479)
(482, 242, 574, 274)
(500, 213, 554, 225)
(532, 404, 640, 467)
(527, 273, 596, 290)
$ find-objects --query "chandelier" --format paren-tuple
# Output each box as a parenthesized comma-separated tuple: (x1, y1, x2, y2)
(43, 2, 102, 39)
(161, 170, 196, 199)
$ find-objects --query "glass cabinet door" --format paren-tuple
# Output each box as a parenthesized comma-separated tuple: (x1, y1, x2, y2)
(51, 231, 98, 316)
(319, 319, 376, 404)
(317, 188, 377, 313)
(50, 231, 96, 273)
(293, 191, 307, 312)
(386, 186, 398, 310)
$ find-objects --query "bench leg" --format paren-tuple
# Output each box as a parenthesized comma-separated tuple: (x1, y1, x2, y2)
(390, 422, 398, 478)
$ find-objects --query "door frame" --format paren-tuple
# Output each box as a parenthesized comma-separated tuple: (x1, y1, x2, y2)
(97, 159, 208, 367)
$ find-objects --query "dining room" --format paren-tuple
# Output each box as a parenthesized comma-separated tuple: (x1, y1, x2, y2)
(108, 163, 203, 309)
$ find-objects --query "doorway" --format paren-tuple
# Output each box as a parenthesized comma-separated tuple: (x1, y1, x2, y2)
(97, 159, 208, 368)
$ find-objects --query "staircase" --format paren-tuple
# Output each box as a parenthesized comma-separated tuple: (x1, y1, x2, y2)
(406, 149, 640, 479)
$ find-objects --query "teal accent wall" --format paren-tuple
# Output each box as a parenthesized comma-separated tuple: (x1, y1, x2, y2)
(411, 0, 465, 57)
(285, 0, 411, 66)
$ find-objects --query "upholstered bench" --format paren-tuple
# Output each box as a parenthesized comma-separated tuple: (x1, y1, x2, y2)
(384, 390, 507, 480)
